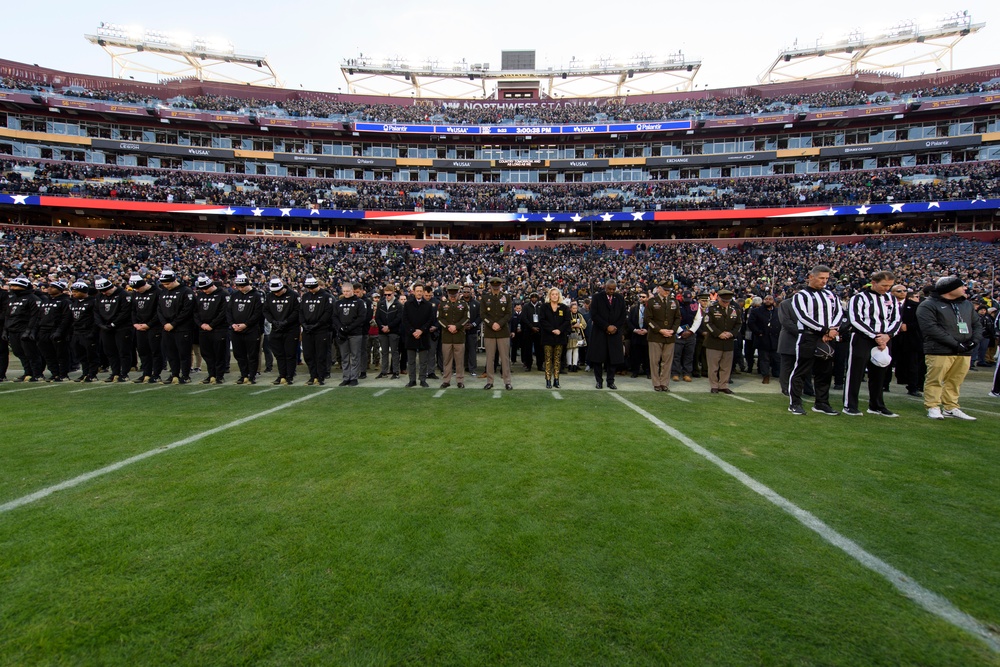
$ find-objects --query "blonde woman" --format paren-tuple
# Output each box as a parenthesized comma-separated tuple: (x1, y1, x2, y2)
(567, 302, 586, 372)
(539, 287, 571, 388)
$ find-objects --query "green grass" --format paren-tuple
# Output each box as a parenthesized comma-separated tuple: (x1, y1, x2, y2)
(1, 383, 999, 665)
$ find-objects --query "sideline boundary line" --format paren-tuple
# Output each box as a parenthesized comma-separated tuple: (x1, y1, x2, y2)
(0, 388, 335, 515)
(609, 392, 1000, 654)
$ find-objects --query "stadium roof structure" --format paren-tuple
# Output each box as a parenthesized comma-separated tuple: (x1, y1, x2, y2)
(84, 22, 282, 87)
(759, 11, 985, 84)
(339, 52, 702, 99)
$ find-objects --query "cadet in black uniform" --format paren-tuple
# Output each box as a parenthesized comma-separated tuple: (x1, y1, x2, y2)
(228, 271, 263, 384)
(194, 273, 230, 384)
(0, 279, 8, 381)
(264, 277, 300, 385)
(37, 280, 73, 381)
(130, 273, 163, 384)
(69, 281, 100, 382)
(300, 275, 334, 386)
(157, 268, 195, 384)
(93, 276, 134, 382)
(5, 275, 43, 381)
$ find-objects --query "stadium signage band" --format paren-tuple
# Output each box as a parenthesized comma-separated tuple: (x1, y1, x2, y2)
(646, 151, 778, 166)
(353, 121, 691, 136)
(431, 159, 492, 170)
(818, 135, 982, 158)
(272, 155, 397, 167)
(547, 159, 610, 169)
(495, 159, 545, 168)
(91, 139, 236, 160)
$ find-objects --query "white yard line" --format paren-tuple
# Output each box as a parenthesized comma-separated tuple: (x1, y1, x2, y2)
(373, 389, 390, 397)
(667, 393, 691, 402)
(190, 386, 223, 395)
(492, 390, 502, 399)
(0, 389, 336, 515)
(552, 391, 563, 400)
(0, 384, 59, 395)
(249, 387, 279, 396)
(128, 385, 169, 395)
(67, 384, 114, 394)
(724, 393, 755, 403)
(433, 390, 446, 398)
(608, 392, 1000, 654)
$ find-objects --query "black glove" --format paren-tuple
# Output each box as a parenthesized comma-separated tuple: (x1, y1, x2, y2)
(958, 340, 977, 353)
(21, 331, 36, 342)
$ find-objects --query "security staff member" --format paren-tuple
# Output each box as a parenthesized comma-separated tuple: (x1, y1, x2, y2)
(645, 278, 681, 392)
(4, 275, 42, 381)
(437, 283, 470, 389)
(300, 275, 334, 386)
(93, 276, 134, 383)
(37, 280, 73, 381)
(130, 273, 163, 384)
(69, 281, 99, 382)
(157, 268, 195, 385)
(194, 273, 230, 384)
(228, 271, 263, 384)
(702, 288, 743, 394)
(789, 265, 844, 416)
(333, 281, 366, 386)
(264, 277, 300, 385)
(481, 276, 513, 390)
(843, 271, 902, 416)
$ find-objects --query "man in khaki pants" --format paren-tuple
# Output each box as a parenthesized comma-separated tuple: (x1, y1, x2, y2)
(916, 276, 981, 420)
(644, 278, 681, 392)
(437, 284, 469, 389)
(481, 277, 513, 390)
(702, 288, 743, 394)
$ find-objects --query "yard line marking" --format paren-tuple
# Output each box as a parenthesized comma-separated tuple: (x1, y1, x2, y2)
(609, 392, 1000, 654)
(128, 385, 168, 395)
(0, 388, 336, 516)
(958, 406, 1000, 418)
(373, 389, 390, 397)
(249, 387, 279, 396)
(492, 390, 502, 399)
(667, 393, 691, 402)
(190, 386, 223, 395)
(67, 384, 115, 394)
(724, 393, 755, 403)
(552, 391, 563, 400)
(433, 389, 446, 398)
(0, 384, 59, 395)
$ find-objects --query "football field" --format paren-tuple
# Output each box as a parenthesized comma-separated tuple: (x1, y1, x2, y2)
(1, 370, 999, 666)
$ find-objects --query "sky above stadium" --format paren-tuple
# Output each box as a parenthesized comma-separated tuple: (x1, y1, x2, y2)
(5, 0, 998, 95)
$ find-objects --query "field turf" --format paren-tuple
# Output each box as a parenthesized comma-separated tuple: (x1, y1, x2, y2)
(1, 370, 999, 666)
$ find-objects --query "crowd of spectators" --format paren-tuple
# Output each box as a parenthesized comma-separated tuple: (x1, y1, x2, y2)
(4, 73, 999, 124)
(2, 227, 997, 308)
(3, 157, 999, 212)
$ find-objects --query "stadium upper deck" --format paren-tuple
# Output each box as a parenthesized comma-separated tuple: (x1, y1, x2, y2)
(2, 58, 1000, 241)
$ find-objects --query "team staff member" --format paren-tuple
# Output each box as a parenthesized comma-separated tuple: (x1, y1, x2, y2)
(437, 284, 470, 389)
(333, 281, 366, 387)
(130, 273, 163, 384)
(789, 265, 844, 416)
(264, 277, 300, 386)
(843, 271, 902, 417)
(702, 288, 742, 394)
(587, 279, 627, 390)
(481, 276, 513, 390)
(375, 285, 402, 379)
(539, 287, 571, 389)
(93, 276, 134, 383)
(916, 276, 981, 420)
(300, 275, 334, 386)
(37, 280, 73, 381)
(228, 271, 263, 385)
(402, 282, 434, 388)
(645, 278, 681, 392)
(194, 274, 230, 385)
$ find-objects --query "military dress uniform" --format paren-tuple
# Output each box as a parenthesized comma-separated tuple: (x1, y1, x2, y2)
(481, 277, 513, 389)
(228, 277, 264, 384)
(264, 278, 300, 385)
(194, 275, 231, 384)
(437, 285, 470, 388)
(69, 283, 99, 381)
(93, 278, 134, 382)
(157, 270, 196, 384)
(299, 279, 334, 385)
(37, 283, 73, 381)
(130, 276, 163, 383)
(702, 289, 743, 393)
(645, 284, 682, 391)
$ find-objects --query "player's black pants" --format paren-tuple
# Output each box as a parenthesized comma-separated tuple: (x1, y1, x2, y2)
(38, 335, 71, 379)
(199, 329, 229, 381)
(844, 333, 888, 412)
(72, 332, 100, 379)
(270, 330, 298, 380)
(232, 330, 261, 380)
(100, 327, 134, 378)
(162, 328, 193, 380)
(135, 327, 163, 379)
(302, 330, 331, 380)
(0, 338, 8, 378)
(9, 333, 44, 378)
(789, 330, 833, 408)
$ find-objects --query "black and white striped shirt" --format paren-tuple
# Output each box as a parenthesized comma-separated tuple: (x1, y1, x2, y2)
(847, 289, 902, 339)
(791, 287, 844, 333)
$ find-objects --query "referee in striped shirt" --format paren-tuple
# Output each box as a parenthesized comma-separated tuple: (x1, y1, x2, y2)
(843, 271, 902, 416)
(789, 265, 844, 415)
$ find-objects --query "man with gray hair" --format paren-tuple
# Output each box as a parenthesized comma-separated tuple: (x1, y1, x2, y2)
(333, 281, 366, 387)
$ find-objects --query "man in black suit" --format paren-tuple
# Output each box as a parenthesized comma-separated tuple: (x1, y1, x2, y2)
(627, 292, 650, 378)
(587, 279, 627, 389)
(520, 292, 544, 371)
(462, 286, 480, 376)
